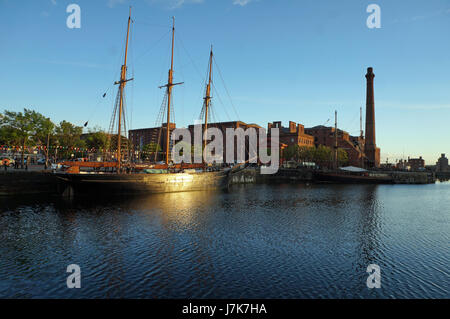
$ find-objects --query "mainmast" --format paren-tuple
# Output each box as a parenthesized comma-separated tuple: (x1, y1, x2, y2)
(114, 7, 133, 173)
(160, 17, 183, 166)
(203, 46, 213, 164)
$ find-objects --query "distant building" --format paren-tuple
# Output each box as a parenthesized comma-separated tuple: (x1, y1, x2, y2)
(436, 154, 449, 172)
(407, 156, 425, 171)
(268, 121, 314, 148)
(129, 123, 176, 161)
(188, 121, 262, 163)
(396, 159, 410, 171)
(305, 125, 365, 168)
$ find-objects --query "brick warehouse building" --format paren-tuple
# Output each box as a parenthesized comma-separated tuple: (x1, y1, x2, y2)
(305, 125, 366, 168)
(129, 123, 176, 161)
(130, 121, 263, 163)
(407, 156, 425, 171)
(267, 121, 315, 148)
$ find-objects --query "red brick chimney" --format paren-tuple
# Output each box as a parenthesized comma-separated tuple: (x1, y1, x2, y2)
(364, 67, 380, 168)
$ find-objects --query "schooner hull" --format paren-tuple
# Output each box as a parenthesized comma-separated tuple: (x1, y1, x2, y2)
(56, 171, 230, 195)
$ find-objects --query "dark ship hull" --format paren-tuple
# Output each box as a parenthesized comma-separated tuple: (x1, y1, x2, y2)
(56, 171, 230, 195)
(315, 171, 394, 184)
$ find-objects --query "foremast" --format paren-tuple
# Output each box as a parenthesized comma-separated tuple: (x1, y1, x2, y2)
(114, 7, 133, 173)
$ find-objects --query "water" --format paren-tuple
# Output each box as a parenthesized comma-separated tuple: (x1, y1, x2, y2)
(0, 183, 448, 299)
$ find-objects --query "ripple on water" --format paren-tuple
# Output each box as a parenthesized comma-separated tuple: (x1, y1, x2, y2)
(0, 183, 449, 298)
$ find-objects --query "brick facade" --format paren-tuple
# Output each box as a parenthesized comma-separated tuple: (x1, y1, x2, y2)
(268, 121, 315, 148)
(305, 125, 366, 168)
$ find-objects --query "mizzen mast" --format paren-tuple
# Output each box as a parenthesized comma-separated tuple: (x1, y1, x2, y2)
(203, 46, 213, 164)
(159, 17, 183, 166)
(114, 7, 134, 173)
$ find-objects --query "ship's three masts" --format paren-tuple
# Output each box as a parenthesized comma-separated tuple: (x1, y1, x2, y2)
(116, 14, 213, 168)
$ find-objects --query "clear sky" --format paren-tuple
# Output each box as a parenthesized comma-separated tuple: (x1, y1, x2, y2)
(1, 0, 449, 164)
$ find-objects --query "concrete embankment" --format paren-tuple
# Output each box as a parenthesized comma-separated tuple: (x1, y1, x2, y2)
(0, 171, 59, 196)
(0, 167, 438, 197)
(389, 171, 435, 184)
(256, 168, 314, 183)
(435, 171, 450, 181)
(236, 168, 435, 185)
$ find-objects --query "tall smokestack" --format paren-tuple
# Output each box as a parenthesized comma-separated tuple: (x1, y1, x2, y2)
(364, 67, 380, 168)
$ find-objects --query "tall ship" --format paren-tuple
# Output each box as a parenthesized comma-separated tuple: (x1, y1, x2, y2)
(56, 9, 232, 195)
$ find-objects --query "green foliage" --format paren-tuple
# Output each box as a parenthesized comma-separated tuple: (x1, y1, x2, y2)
(143, 142, 161, 153)
(55, 121, 84, 148)
(1, 109, 37, 146)
(283, 145, 300, 161)
(314, 145, 332, 165)
(141, 142, 162, 161)
(54, 121, 85, 159)
(282, 144, 348, 168)
(85, 127, 110, 151)
(338, 148, 349, 166)
(0, 108, 54, 164)
(33, 116, 55, 146)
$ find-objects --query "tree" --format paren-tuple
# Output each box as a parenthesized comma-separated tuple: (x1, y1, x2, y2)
(338, 148, 349, 166)
(55, 121, 85, 159)
(141, 142, 161, 161)
(84, 128, 110, 151)
(314, 145, 333, 168)
(0, 109, 40, 166)
(282, 145, 300, 161)
(32, 115, 55, 166)
(298, 146, 315, 162)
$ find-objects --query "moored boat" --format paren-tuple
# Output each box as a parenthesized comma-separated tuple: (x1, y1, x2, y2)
(315, 170, 393, 184)
(56, 10, 231, 195)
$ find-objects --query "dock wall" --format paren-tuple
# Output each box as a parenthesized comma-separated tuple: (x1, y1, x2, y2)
(257, 168, 314, 183)
(0, 171, 59, 196)
(389, 171, 435, 184)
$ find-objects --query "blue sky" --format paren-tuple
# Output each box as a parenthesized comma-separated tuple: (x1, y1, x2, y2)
(1, 0, 449, 164)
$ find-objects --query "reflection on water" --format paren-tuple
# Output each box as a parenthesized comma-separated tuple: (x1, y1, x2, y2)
(0, 183, 449, 298)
